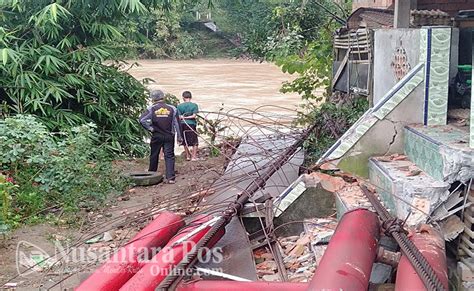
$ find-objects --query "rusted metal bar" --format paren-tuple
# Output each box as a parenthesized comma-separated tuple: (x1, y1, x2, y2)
(395, 225, 448, 291)
(361, 184, 446, 291)
(120, 215, 225, 291)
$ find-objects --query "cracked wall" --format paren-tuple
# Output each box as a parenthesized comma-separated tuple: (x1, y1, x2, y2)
(338, 85, 425, 177)
(321, 27, 460, 177)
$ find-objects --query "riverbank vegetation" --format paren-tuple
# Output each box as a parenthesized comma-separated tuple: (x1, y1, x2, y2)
(0, 115, 126, 229)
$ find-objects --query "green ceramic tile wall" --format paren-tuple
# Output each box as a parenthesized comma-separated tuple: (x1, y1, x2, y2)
(404, 128, 444, 180)
(368, 160, 396, 214)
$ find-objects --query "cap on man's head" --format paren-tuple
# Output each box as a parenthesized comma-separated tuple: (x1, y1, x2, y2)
(150, 90, 165, 101)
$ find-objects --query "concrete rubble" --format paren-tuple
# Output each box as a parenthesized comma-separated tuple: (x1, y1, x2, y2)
(301, 172, 374, 218)
(249, 156, 472, 286)
(253, 218, 338, 283)
(369, 155, 451, 226)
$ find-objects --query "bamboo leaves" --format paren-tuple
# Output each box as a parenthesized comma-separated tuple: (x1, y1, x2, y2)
(0, 0, 152, 156)
(31, 3, 72, 25)
(34, 55, 68, 74)
(0, 0, 209, 156)
(0, 47, 17, 65)
(119, 0, 148, 13)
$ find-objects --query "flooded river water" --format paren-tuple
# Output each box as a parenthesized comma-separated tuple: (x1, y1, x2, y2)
(127, 59, 304, 115)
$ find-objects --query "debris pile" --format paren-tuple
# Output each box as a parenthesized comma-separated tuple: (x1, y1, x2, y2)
(253, 218, 338, 283)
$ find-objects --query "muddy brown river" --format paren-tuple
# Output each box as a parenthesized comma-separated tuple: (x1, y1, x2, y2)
(127, 59, 306, 114)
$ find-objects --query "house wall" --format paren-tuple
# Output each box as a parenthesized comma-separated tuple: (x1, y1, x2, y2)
(373, 29, 422, 105)
(373, 28, 459, 105)
(471, 33, 474, 148)
(337, 86, 425, 177)
(322, 27, 460, 176)
(353, 0, 474, 15)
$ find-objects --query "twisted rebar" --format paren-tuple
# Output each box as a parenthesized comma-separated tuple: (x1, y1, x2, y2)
(361, 185, 445, 291)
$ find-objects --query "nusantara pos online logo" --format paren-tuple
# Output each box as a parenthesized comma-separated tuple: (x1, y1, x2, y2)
(16, 240, 224, 277)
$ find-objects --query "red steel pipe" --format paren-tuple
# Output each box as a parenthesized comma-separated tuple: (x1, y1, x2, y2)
(308, 209, 380, 291)
(395, 225, 448, 291)
(76, 211, 184, 291)
(177, 281, 308, 291)
(120, 215, 225, 291)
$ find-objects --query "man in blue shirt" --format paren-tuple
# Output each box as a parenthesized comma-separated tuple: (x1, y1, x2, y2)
(177, 91, 200, 161)
(139, 90, 182, 183)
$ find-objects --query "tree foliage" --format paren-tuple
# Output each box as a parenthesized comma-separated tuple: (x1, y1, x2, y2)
(278, 23, 336, 101)
(0, 0, 202, 156)
(120, 5, 207, 59)
(217, 0, 366, 163)
(261, 1, 350, 101)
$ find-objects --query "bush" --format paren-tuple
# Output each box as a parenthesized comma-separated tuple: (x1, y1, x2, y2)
(299, 96, 370, 164)
(165, 93, 180, 107)
(0, 115, 127, 228)
(174, 32, 204, 59)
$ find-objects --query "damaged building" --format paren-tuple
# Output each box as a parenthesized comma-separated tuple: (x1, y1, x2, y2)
(321, 0, 474, 289)
(75, 1, 474, 291)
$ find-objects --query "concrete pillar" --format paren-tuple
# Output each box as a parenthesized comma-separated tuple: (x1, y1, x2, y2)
(420, 28, 452, 126)
(394, 0, 411, 28)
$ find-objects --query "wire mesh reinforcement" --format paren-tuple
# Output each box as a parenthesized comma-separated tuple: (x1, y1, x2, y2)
(156, 123, 318, 290)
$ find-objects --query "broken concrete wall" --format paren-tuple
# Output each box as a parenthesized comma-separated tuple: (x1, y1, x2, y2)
(319, 27, 460, 178)
(200, 134, 304, 280)
(273, 186, 335, 236)
(368, 157, 450, 226)
(338, 85, 425, 177)
(243, 174, 337, 237)
(319, 58, 426, 175)
(405, 125, 474, 184)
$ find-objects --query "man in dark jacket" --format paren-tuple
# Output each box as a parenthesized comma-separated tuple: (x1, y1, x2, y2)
(139, 90, 182, 183)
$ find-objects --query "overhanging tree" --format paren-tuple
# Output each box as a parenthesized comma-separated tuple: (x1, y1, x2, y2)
(0, 0, 201, 155)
